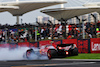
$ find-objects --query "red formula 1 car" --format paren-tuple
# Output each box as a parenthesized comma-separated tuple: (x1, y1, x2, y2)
(39, 45, 55, 55)
(23, 45, 54, 59)
(47, 43, 78, 59)
(23, 43, 78, 60)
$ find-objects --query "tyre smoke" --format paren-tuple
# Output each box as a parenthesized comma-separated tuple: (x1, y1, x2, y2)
(24, 47, 48, 60)
(0, 47, 48, 61)
(0, 47, 29, 61)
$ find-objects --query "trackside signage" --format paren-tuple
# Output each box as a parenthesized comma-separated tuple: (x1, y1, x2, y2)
(91, 38, 100, 53)
(91, 42, 100, 51)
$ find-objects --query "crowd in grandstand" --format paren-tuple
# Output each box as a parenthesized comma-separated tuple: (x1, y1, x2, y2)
(0, 21, 100, 43)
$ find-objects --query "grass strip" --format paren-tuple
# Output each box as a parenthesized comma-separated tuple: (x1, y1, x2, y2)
(64, 53, 100, 59)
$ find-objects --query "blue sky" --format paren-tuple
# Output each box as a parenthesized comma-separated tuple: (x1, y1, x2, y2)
(0, 0, 100, 25)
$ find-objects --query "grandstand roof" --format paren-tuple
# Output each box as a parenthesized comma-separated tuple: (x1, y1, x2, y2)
(83, 2, 100, 7)
(0, 1, 66, 16)
(41, 6, 100, 21)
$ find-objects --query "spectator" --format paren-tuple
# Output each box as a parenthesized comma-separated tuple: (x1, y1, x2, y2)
(0, 21, 99, 43)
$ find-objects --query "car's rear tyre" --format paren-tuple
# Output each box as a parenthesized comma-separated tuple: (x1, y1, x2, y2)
(47, 49, 58, 59)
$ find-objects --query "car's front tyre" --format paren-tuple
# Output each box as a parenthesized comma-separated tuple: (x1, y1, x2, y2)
(26, 49, 34, 59)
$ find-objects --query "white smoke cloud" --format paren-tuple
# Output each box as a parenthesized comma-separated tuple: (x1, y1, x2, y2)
(28, 52, 48, 60)
(0, 47, 29, 61)
(23, 47, 48, 60)
(0, 47, 48, 61)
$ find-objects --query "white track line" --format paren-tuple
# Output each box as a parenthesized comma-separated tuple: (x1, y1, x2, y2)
(52, 59, 100, 61)
(26, 62, 96, 67)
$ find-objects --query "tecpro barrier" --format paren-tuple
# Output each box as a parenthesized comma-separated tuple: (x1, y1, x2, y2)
(0, 38, 100, 53)
(77, 39, 90, 53)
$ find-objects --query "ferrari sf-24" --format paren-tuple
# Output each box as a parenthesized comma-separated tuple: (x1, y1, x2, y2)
(23, 43, 78, 59)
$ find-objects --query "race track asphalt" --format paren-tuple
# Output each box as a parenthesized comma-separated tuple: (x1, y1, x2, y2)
(0, 59, 100, 67)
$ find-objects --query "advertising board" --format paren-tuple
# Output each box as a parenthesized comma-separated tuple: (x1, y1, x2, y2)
(62, 39, 77, 45)
(90, 38, 100, 53)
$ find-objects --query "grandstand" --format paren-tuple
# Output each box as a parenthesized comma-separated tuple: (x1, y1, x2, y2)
(0, 0, 100, 43)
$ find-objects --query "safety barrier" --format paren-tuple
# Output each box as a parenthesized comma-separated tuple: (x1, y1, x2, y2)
(0, 38, 100, 53)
